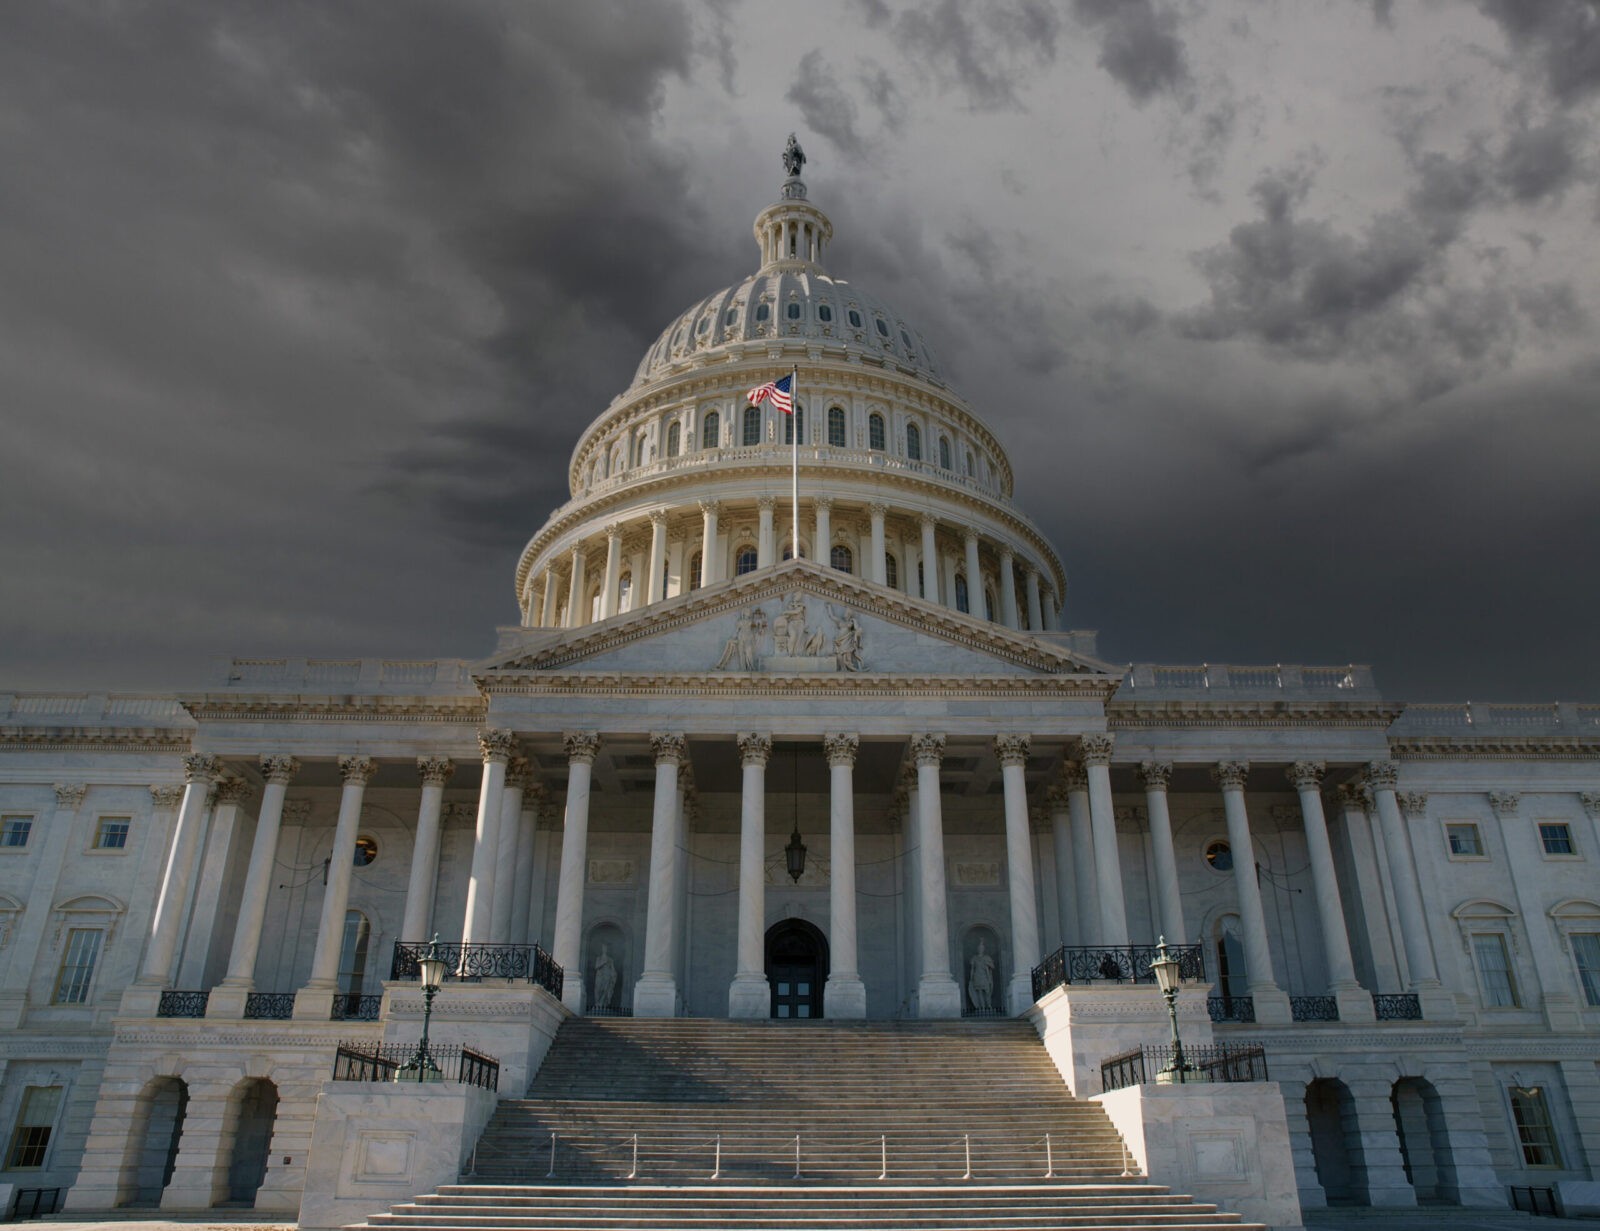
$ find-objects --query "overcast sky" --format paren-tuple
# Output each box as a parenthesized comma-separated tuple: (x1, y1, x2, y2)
(3, 0, 1598, 702)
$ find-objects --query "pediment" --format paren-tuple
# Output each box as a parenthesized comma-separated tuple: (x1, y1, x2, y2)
(479, 558, 1117, 682)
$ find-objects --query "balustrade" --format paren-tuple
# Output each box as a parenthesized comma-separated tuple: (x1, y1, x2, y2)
(1031, 942, 1204, 1000)
(1100, 1042, 1269, 1092)
(1207, 995, 1256, 1023)
(155, 989, 209, 1018)
(391, 939, 564, 999)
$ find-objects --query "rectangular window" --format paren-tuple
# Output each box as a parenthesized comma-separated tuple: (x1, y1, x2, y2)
(1508, 1086, 1563, 1168)
(6, 1085, 63, 1170)
(1473, 933, 1519, 1008)
(1446, 823, 1483, 856)
(1539, 823, 1575, 855)
(0, 815, 31, 848)
(93, 817, 130, 849)
(53, 928, 103, 1004)
(1573, 933, 1600, 1007)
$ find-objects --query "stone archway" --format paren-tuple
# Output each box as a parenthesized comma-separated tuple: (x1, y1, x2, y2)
(765, 918, 829, 1019)
(222, 1078, 278, 1206)
(1306, 1077, 1363, 1205)
(121, 1077, 188, 1207)
(1392, 1076, 1451, 1203)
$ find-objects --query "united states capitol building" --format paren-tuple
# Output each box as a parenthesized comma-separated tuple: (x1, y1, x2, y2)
(2, 142, 1597, 1227)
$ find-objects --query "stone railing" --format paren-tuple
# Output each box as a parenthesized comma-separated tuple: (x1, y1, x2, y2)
(1120, 663, 1381, 700)
(0, 693, 190, 723)
(218, 658, 473, 694)
(1391, 701, 1600, 737)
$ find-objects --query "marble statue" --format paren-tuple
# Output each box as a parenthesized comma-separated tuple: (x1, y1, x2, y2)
(591, 943, 617, 1011)
(782, 133, 806, 179)
(715, 606, 765, 670)
(828, 604, 865, 671)
(968, 939, 995, 1012)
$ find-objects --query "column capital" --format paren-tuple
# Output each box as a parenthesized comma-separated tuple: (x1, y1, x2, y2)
(417, 756, 455, 786)
(569, 543, 585, 562)
(1581, 792, 1600, 820)
(737, 732, 773, 767)
(648, 508, 669, 527)
(919, 512, 938, 531)
(479, 728, 517, 763)
(214, 777, 252, 807)
(756, 495, 777, 512)
(1365, 759, 1399, 790)
(1336, 781, 1372, 810)
(993, 734, 1031, 767)
(1138, 760, 1173, 791)
(651, 731, 688, 766)
(824, 732, 859, 767)
(563, 730, 602, 764)
(1078, 733, 1114, 768)
(868, 501, 889, 518)
(999, 544, 1015, 561)
(147, 784, 183, 810)
(504, 756, 534, 791)
(1060, 759, 1089, 791)
(814, 495, 834, 511)
(699, 498, 722, 516)
(1021, 562, 1039, 578)
(1398, 791, 1429, 818)
(524, 781, 549, 808)
(443, 800, 477, 826)
(1286, 761, 1326, 791)
(260, 754, 301, 785)
(963, 527, 979, 546)
(1488, 790, 1520, 818)
(1211, 760, 1250, 791)
(182, 753, 224, 783)
(1044, 782, 1072, 810)
(338, 755, 378, 786)
(911, 732, 946, 766)
(604, 521, 624, 541)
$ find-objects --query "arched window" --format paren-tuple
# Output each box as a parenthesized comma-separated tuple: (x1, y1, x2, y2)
(784, 406, 805, 444)
(755, 303, 770, 322)
(939, 436, 952, 470)
(869, 412, 886, 451)
(828, 406, 847, 447)
(786, 301, 801, 320)
(955, 574, 970, 613)
(337, 910, 371, 997)
(618, 573, 633, 614)
(906, 423, 922, 461)
(831, 545, 853, 574)
(724, 307, 738, 327)
(818, 303, 833, 322)
(885, 553, 898, 589)
(689, 552, 702, 591)
(985, 588, 996, 622)
(702, 411, 720, 450)
(848, 308, 863, 328)
(966, 450, 975, 476)
(735, 547, 759, 576)
(666, 422, 680, 458)
(743, 404, 762, 445)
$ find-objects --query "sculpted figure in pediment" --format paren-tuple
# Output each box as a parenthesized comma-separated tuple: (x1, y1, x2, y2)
(828, 603, 865, 671)
(715, 605, 767, 671)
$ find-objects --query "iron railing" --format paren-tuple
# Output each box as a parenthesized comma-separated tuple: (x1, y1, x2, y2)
(156, 989, 210, 1018)
(1101, 1042, 1269, 1092)
(332, 1042, 499, 1091)
(391, 940, 564, 999)
(11, 1187, 62, 1219)
(1373, 992, 1422, 1020)
(1207, 995, 1256, 1023)
(1290, 995, 1340, 1022)
(243, 992, 295, 1020)
(331, 992, 383, 1021)
(1509, 1186, 1556, 1216)
(1030, 943, 1205, 999)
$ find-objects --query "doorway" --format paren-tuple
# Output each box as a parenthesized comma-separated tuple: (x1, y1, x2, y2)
(765, 918, 828, 1019)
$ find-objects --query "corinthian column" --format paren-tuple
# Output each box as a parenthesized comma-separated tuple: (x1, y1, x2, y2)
(212, 756, 299, 1013)
(140, 753, 222, 987)
(1139, 761, 1186, 945)
(600, 523, 624, 619)
(1212, 761, 1290, 1022)
(566, 545, 587, 628)
(814, 497, 832, 564)
(647, 510, 669, 603)
(294, 755, 377, 1016)
(1062, 761, 1098, 944)
(1024, 566, 1043, 630)
(634, 732, 687, 1017)
(757, 496, 777, 567)
(728, 733, 772, 1018)
(998, 548, 1020, 629)
(919, 516, 941, 604)
(1081, 735, 1128, 945)
(490, 758, 530, 943)
(964, 532, 983, 617)
(912, 734, 961, 1017)
(1287, 762, 1370, 1019)
(399, 757, 452, 942)
(552, 732, 600, 1011)
(1044, 784, 1075, 947)
(825, 733, 867, 1017)
(699, 500, 721, 585)
(996, 735, 1040, 1012)
(462, 730, 515, 946)
(868, 503, 888, 585)
(1366, 760, 1440, 989)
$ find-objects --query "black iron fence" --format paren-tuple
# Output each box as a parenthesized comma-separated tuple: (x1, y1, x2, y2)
(390, 940, 564, 999)
(1372, 992, 1422, 1020)
(1030, 943, 1205, 999)
(156, 989, 209, 1018)
(1207, 995, 1256, 1023)
(1100, 1042, 1269, 1092)
(243, 991, 295, 1020)
(331, 992, 383, 1021)
(1290, 995, 1339, 1022)
(1509, 1186, 1556, 1216)
(10, 1188, 62, 1219)
(332, 1042, 500, 1091)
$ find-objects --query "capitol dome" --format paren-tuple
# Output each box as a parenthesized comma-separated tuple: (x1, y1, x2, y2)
(514, 140, 1068, 637)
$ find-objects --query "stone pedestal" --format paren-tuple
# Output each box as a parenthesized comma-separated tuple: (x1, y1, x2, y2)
(204, 982, 249, 1019)
(1332, 985, 1376, 1022)
(1025, 982, 1214, 1097)
(380, 980, 568, 1096)
(824, 973, 867, 1019)
(117, 982, 165, 1019)
(916, 974, 962, 1019)
(1248, 983, 1293, 1025)
(632, 974, 679, 1019)
(727, 975, 770, 1018)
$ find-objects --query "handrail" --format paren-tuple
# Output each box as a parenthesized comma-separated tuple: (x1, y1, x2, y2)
(1031, 942, 1205, 999)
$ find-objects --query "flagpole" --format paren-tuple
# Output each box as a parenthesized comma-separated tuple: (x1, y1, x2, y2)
(791, 364, 800, 560)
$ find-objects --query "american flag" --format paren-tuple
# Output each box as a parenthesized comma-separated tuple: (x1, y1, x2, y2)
(745, 373, 794, 414)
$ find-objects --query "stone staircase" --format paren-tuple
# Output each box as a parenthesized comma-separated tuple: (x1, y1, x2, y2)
(354, 1017, 1263, 1231)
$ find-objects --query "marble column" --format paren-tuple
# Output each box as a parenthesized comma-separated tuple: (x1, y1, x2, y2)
(211, 756, 299, 1013)
(1042, 590, 1059, 630)
(919, 515, 941, 604)
(1212, 761, 1290, 1022)
(540, 569, 560, 627)
(996, 735, 1041, 1013)
(489, 757, 530, 943)
(1081, 735, 1127, 946)
(635, 732, 687, 1017)
(912, 734, 961, 1017)
(964, 531, 983, 617)
(1024, 566, 1043, 630)
(1366, 761, 1441, 988)
(139, 753, 222, 987)
(699, 500, 720, 585)
(461, 729, 515, 947)
(814, 496, 832, 564)
(869, 503, 888, 585)
(825, 733, 867, 1017)
(1288, 762, 1371, 1018)
(1139, 761, 1186, 945)
(1045, 784, 1075, 947)
(510, 784, 543, 947)
(552, 732, 600, 1011)
(999, 548, 1020, 629)
(757, 496, 776, 567)
(1063, 761, 1099, 945)
(643, 510, 668, 604)
(728, 733, 773, 1017)
(599, 524, 624, 619)
(176, 776, 252, 990)
(294, 755, 376, 1016)
(565, 546, 587, 628)
(400, 757, 453, 942)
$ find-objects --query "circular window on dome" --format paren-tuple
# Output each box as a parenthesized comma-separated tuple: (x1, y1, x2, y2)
(786, 302, 801, 320)
(354, 836, 378, 867)
(875, 317, 890, 337)
(818, 304, 833, 322)
(848, 309, 862, 328)
(756, 303, 770, 321)
(1204, 840, 1232, 872)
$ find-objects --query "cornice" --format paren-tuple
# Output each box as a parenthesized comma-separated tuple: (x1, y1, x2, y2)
(1390, 736, 1600, 761)
(181, 695, 487, 724)
(0, 726, 193, 753)
(486, 670, 1119, 700)
(1107, 700, 1403, 729)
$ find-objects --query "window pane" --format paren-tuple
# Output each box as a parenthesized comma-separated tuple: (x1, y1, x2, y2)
(743, 405, 761, 445)
(828, 407, 846, 447)
(95, 818, 130, 849)
(830, 545, 852, 574)
(7, 1086, 63, 1169)
(885, 554, 898, 589)
(1509, 1087, 1562, 1168)
(869, 413, 885, 451)
(702, 412, 719, 449)
(1540, 823, 1574, 855)
(0, 816, 31, 847)
(1573, 933, 1600, 1006)
(906, 424, 921, 460)
(54, 928, 102, 1004)
(1473, 934, 1518, 1007)
(1447, 824, 1482, 856)
(736, 549, 758, 576)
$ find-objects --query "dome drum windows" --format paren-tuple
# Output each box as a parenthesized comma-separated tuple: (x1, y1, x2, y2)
(827, 406, 847, 448)
(906, 423, 922, 462)
(666, 422, 681, 458)
(725, 307, 738, 326)
(875, 317, 890, 338)
(783, 406, 806, 445)
(702, 410, 721, 450)
(755, 303, 770, 322)
(743, 404, 763, 446)
(818, 304, 832, 322)
(848, 308, 863, 328)
(939, 436, 952, 471)
(868, 412, 886, 452)
(786, 302, 802, 320)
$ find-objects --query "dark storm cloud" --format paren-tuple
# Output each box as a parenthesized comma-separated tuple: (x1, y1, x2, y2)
(859, 62, 909, 134)
(787, 51, 869, 162)
(891, 0, 1061, 110)
(1474, 0, 1600, 105)
(1070, 0, 1191, 104)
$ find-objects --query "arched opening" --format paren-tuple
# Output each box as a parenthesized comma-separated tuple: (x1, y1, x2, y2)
(688, 552, 702, 591)
(223, 1079, 278, 1207)
(618, 572, 634, 614)
(701, 411, 720, 450)
(830, 545, 853, 574)
(939, 436, 952, 470)
(765, 918, 828, 1019)
(585, 922, 630, 1016)
(868, 412, 886, 451)
(906, 422, 922, 461)
(1392, 1077, 1452, 1203)
(742, 404, 762, 446)
(735, 547, 759, 576)
(954, 574, 970, 614)
(666, 422, 680, 458)
(122, 1076, 189, 1207)
(1306, 1078, 1364, 1205)
(827, 406, 847, 447)
(1214, 915, 1248, 1001)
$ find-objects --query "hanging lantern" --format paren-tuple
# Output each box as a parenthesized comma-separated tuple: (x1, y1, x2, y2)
(785, 824, 807, 883)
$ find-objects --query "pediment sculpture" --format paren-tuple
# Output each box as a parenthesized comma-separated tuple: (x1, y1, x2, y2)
(714, 594, 865, 673)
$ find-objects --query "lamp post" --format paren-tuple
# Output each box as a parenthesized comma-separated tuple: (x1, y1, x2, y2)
(1150, 935, 1188, 1083)
(410, 933, 448, 1082)
(784, 744, 807, 883)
